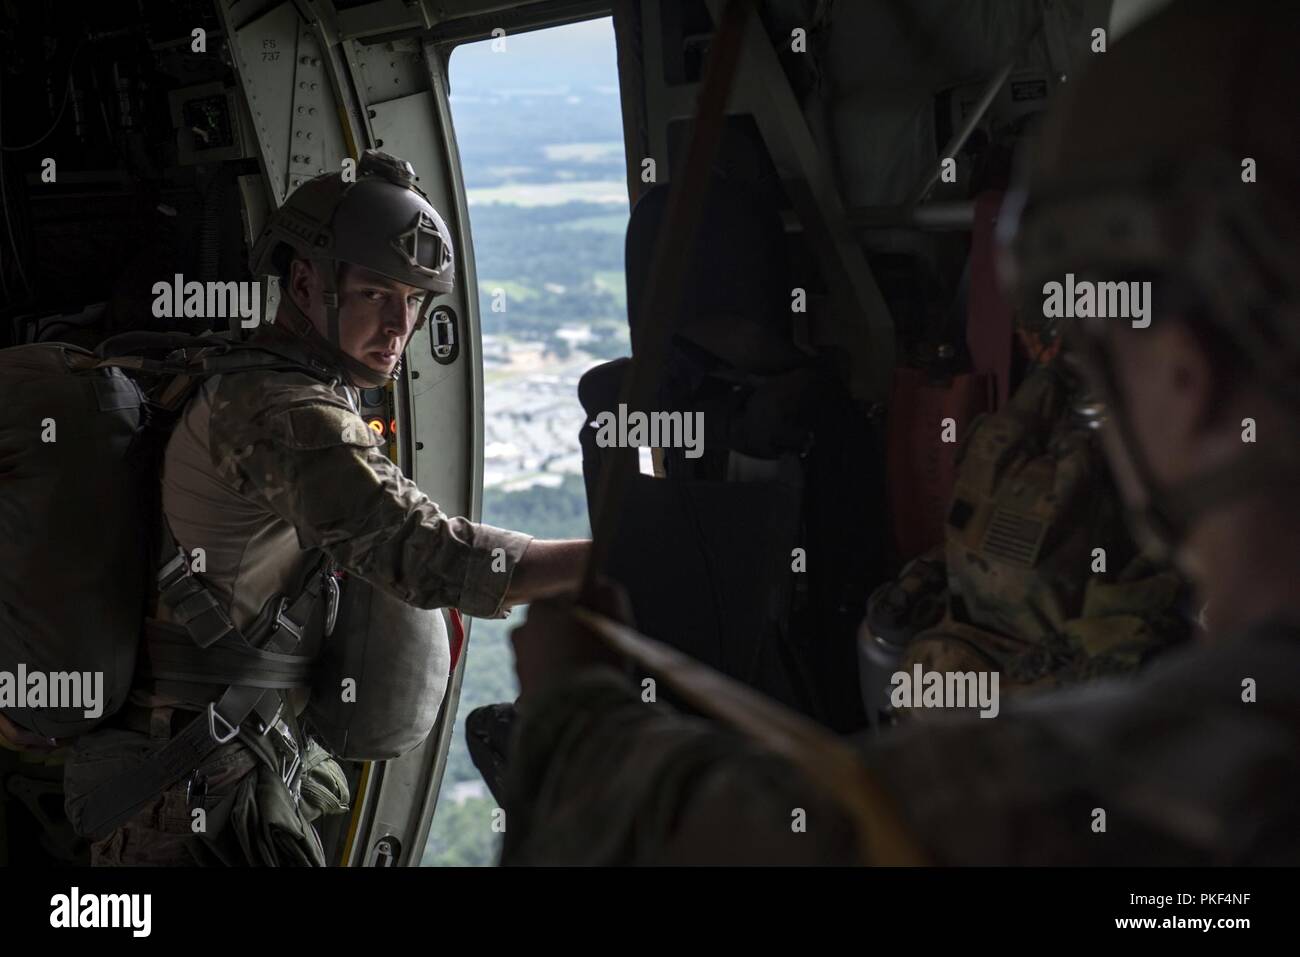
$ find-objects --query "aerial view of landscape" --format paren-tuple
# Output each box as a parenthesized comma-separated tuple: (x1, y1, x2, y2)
(421, 18, 629, 866)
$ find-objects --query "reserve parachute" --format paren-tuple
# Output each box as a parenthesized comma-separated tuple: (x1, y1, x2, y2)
(307, 578, 449, 760)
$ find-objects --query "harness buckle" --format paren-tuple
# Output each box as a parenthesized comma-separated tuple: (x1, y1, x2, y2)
(273, 597, 304, 642)
(157, 548, 189, 591)
(324, 574, 341, 638)
(257, 699, 286, 737)
(186, 772, 208, 809)
(264, 716, 304, 796)
(281, 749, 303, 795)
(207, 702, 240, 745)
(265, 717, 299, 758)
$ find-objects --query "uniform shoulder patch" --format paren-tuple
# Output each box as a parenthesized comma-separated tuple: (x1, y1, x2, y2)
(211, 371, 384, 452)
(263, 403, 384, 450)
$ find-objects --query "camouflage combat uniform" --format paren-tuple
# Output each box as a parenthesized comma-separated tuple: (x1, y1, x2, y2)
(65, 310, 532, 865)
(161, 311, 530, 665)
(501, 620, 1300, 865)
(889, 365, 1191, 706)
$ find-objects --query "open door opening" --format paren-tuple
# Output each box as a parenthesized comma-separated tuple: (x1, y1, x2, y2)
(421, 15, 628, 867)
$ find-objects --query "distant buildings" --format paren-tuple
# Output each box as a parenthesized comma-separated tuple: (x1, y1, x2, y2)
(482, 332, 615, 491)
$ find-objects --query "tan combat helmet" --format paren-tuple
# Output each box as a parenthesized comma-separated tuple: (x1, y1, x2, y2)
(995, 0, 1300, 556)
(249, 149, 455, 387)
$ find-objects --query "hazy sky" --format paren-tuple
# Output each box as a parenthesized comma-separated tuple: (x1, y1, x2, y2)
(449, 16, 618, 94)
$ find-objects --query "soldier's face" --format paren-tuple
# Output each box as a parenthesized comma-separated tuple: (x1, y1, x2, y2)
(290, 260, 424, 375)
(1101, 318, 1218, 495)
(336, 265, 426, 374)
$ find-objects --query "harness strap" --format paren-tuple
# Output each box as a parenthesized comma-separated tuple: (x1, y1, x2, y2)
(155, 547, 238, 648)
(78, 337, 343, 837)
(78, 573, 324, 838)
(83, 482, 330, 836)
(143, 622, 315, 689)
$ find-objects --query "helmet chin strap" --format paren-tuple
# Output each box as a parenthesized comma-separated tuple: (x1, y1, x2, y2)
(278, 262, 402, 390)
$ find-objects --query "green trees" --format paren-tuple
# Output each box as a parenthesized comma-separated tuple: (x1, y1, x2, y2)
(422, 795, 503, 867)
(424, 478, 592, 866)
(472, 202, 628, 341)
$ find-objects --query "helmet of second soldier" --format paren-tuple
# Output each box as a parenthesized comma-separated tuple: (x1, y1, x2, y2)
(996, 0, 1300, 558)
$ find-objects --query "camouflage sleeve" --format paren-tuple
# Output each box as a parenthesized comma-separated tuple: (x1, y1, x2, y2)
(508, 670, 1208, 865)
(852, 684, 1232, 865)
(209, 374, 532, 618)
(502, 667, 858, 865)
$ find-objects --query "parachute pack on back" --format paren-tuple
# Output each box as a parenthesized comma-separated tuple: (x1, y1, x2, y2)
(0, 343, 149, 737)
(0, 333, 334, 738)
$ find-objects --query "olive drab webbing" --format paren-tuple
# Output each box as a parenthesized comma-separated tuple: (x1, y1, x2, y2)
(247, 149, 456, 390)
(0, 334, 334, 740)
(68, 727, 351, 865)
(875, 365, 1191, 707)
(0, 330, 347, 838)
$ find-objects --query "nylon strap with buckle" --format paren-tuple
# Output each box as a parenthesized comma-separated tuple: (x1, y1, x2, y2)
(77, 341, 343, 839)
(77, 562, 326, 838)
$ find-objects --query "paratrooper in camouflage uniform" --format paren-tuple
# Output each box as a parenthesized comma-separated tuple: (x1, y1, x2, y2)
(61, 151, 588, 865)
